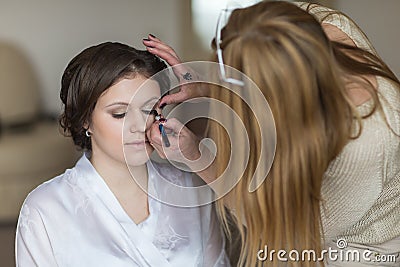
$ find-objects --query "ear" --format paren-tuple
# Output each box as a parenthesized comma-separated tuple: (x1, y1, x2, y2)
(83, 121, 90, 131)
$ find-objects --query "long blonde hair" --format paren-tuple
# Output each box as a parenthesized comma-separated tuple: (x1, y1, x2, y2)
(208, 1, 400, 266)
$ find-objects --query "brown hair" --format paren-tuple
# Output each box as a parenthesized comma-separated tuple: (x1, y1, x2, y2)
(59, 42, 168, 150)
(208, 1, 400, 266)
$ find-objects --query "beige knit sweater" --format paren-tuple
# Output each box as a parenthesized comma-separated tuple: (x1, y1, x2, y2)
(295, 2, 400, 246)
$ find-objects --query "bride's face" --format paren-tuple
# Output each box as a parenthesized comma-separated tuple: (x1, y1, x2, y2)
(89, 75, 160, 167)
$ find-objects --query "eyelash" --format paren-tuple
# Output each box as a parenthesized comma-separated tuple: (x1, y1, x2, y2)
(111, 110, 152, 119)
(112, 113, 126, 119)
(142, 110, 152, 115)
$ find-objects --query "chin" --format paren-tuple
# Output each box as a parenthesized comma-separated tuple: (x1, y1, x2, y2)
(126, 158, 148, 167)
(125, 154, 149, 167)
(124, 144, 153, 167)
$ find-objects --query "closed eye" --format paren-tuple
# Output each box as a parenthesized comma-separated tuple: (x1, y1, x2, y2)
(112, 113, 126, 119)
(141, 109, 152, 115)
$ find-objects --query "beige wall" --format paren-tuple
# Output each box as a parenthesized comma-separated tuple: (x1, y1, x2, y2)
(338, 0, 400, 76)
(0, 0, 184, 115)
(316, 0, 400, 77)
(1, 0, 399, 118)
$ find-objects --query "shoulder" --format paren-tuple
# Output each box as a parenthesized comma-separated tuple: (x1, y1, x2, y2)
(293, 2, 339, 20)
(21, 167, 78, 212)
(294, 2, 377, 54)
(17, 169, 74, 237)
(22, 155, 94, 211)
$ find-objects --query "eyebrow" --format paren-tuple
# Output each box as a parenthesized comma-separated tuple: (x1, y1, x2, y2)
(105, 102, 129, 108)
(104, 96, 159, 108)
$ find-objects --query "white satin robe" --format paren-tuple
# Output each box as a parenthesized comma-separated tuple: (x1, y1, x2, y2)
(15, 154, 229, 267)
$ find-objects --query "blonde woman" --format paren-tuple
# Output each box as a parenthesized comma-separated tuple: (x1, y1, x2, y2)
(145, 1, 400, 266)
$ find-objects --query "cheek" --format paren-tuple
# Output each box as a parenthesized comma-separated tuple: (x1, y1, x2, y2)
(93, 113, 124, 145)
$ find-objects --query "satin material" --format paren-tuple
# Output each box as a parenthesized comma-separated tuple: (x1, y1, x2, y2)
(16, 155, 229, 267)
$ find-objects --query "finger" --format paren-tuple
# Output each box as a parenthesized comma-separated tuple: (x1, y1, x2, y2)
(143, 38, 198, 84)
(148, 34, 160, 42)
(143, 37, 179, 59)
(159, 91, 190, 107)
(142, 37, 179, 60)
(143, 44, 192, 80)
(151, 142, 167, 159)
(146, 46, 194, 82)
(146, 123, 167, 159)
(162, 118, 185, 135)
(145, 46, 180, 67)
(147, 123, 162, 146)
(143, 40, 176, 56)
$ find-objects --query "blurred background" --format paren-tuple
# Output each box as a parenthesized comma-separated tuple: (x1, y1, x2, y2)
(0, 0, 399, 266)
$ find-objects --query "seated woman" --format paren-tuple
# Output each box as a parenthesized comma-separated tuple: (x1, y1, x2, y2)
(15, 42, 229, 267)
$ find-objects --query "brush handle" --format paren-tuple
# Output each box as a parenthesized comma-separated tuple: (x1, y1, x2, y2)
(159, 124, 170, 147)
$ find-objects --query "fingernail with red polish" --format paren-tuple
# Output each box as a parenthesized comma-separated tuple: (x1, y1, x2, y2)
(159, 103, 166, 109)
(149, 34, 156, 38)
(143, 38, 150, 42)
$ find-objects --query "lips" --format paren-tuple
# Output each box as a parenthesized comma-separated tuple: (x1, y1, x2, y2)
(124, 140, 146, 145)
(124, 136, 152, 146)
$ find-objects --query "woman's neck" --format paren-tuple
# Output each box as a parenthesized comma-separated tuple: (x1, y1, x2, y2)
(89, 153, 148, 195)
(89, 153, 150, 224)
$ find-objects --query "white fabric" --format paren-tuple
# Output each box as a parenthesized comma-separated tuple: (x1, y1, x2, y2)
(15, 154, 230, 267)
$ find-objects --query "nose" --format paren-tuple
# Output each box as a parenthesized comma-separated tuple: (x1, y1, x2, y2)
(125, 108, 147, 133)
